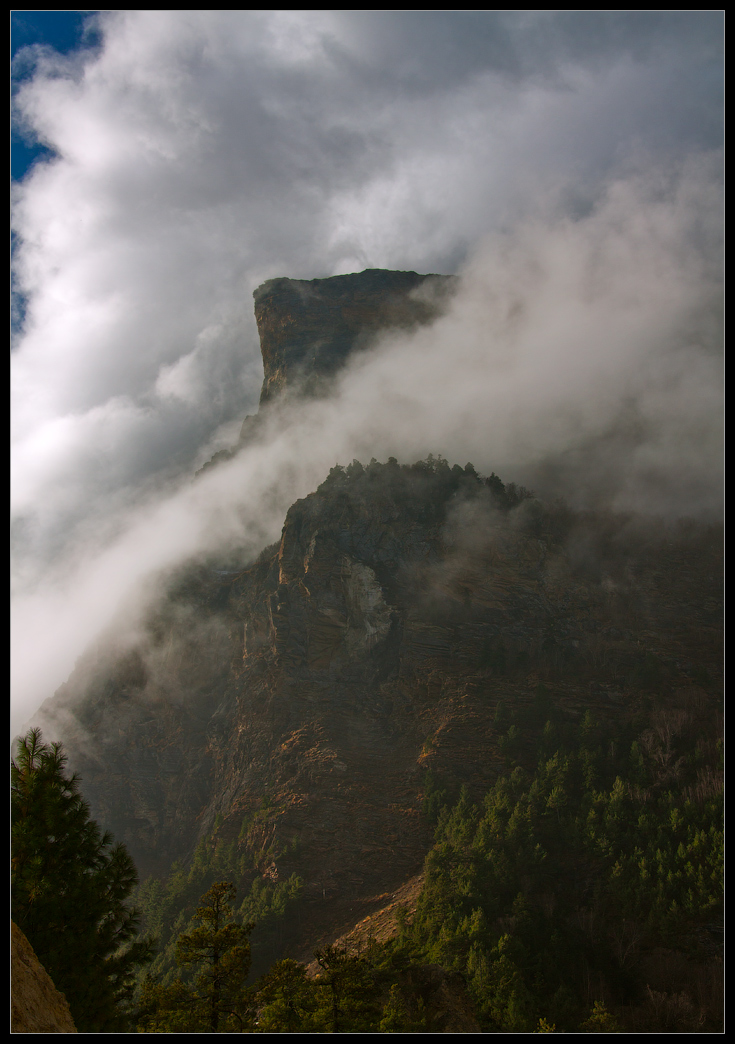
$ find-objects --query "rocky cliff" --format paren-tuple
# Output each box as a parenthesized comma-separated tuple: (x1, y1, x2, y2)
(252, 268, 454, 410)
(199, 268, 454, 472)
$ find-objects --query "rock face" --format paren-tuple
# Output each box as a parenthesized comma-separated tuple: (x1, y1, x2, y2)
(11, 921, 78, 1033)
(199, 268, 454, 473)
(248, 267, 454, 416)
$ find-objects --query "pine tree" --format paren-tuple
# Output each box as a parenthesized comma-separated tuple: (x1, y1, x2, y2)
(138, 880, 255, 1032)
(579, 1000, 621, 1032)
(313, 944, 380, 1032)
(11, 728, 154, 1031)
(254, 958, 321, 1032)
(177, 880, 255, 1031)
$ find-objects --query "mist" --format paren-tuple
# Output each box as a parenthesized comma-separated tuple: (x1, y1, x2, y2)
(11, 12, 722, 736)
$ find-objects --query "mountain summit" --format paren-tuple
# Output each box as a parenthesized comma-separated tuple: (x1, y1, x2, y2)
(252, 268, 456, 409)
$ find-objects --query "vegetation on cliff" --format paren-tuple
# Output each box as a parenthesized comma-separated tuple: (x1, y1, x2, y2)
(396, 686, 723, 1032)
(128, 668, 722, 1031)
(245, 679, 721, 1032)
(134, 831, 304, 987)
(136, 880, 475, 1032)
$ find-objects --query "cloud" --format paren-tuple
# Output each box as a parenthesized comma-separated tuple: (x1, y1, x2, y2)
(10, 12, 722, 734)
(340, 159, 722, 516)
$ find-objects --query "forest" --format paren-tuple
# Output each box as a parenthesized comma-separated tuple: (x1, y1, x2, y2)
(130, 672, 723, 1031)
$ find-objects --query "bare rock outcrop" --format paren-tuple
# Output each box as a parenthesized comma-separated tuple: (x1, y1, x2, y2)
(251, 268, 455, 411)
(11, 921, 77, 1033)
(198, 267, 455, 472)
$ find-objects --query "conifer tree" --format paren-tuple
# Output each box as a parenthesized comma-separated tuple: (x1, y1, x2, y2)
(254, 958, 321, 1032)
(11, 728, 154, 1031)
(138, 880, 254, 1032)
(313, 944, 380, 1032)
(177, 880, 255, 1031)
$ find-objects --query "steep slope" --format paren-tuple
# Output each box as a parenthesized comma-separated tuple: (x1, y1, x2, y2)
(201, 268, 455, 470)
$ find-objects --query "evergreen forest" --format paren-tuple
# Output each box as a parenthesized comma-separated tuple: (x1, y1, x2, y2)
(130, 676, 723, 1032)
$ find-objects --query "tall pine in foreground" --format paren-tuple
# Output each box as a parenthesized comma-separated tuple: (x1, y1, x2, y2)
(11, 728, 154, 1031)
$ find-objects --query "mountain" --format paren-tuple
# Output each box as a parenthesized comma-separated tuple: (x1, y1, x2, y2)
(28, 270, 723, 1027)
(251, 268, 456, 409)
(200, 268, 456, 470)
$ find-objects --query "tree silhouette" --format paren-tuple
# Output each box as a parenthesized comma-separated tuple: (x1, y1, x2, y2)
(12, 728, 153, 1031)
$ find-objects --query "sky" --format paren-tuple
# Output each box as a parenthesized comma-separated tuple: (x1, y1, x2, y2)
(10, 11, 723, 736)
(11, 11, 102, 179)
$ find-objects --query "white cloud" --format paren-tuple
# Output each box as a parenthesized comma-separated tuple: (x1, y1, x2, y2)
(10, 12, 722, 734)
